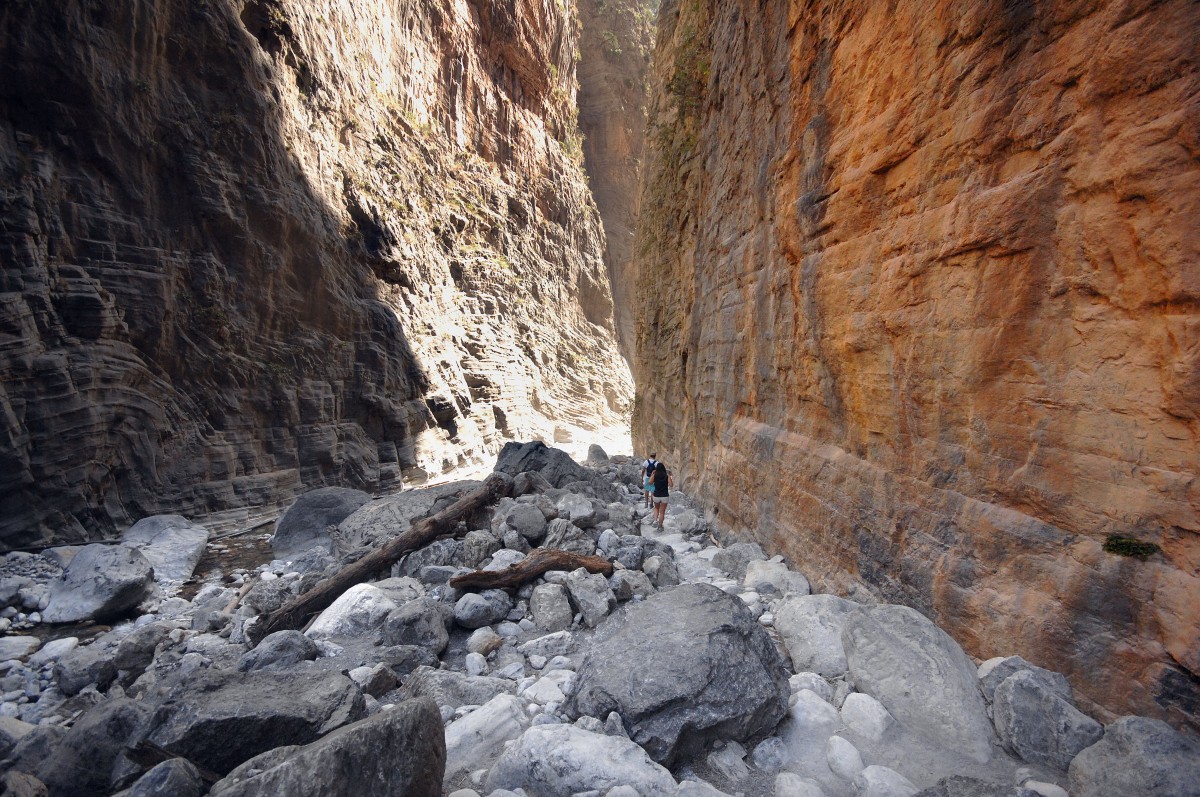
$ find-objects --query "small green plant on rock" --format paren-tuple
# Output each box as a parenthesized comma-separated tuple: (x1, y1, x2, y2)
(1102, 535, 1160, 561)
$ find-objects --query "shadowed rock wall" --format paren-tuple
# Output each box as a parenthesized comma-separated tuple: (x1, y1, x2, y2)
(632, 0, 1199, 729)
(0, 0, 632, 548)
(577, 0, 658, 361)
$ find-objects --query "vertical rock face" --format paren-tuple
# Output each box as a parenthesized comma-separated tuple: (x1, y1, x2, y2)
(576, 0, 657, 360)
(633, 0, 1199, 730)
(0, 0, 632, 547)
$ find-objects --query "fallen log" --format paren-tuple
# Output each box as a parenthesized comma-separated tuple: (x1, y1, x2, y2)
(450, 547, 612, 590)
(247, 472, 512, 645)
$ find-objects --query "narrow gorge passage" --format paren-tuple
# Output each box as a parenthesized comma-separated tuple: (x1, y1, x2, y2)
(0, 0, 1198, 795)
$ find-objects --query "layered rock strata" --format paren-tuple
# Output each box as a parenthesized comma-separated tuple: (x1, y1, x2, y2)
(0, 0, 632, 548)
(576, 0, 658, 359)
(632, 0, 1200, 729)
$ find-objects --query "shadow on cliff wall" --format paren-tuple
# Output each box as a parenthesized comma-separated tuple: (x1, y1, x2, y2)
(0, 0, 448, 548)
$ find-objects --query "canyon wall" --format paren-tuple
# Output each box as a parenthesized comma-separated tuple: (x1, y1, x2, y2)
(577, 0, 657, 360)
(633, 0, 1199, 729)
(0, 0, 632, 549)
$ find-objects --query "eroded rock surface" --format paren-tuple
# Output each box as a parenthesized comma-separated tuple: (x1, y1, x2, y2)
(0, 0, 631, 549)
(632, 0, 1200, 728)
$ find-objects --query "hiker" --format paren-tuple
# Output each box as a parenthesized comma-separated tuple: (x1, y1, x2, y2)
(651, 460, 673, 529)
(641, 452, 658, 508)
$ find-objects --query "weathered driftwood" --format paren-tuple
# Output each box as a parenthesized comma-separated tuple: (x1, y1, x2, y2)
(248, 472, 512, 645)
(449, 547, 612, 590)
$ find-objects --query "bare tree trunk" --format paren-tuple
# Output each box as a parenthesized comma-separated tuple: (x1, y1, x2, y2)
(449, 547, 613, 590)
(248, 473, 512, 645)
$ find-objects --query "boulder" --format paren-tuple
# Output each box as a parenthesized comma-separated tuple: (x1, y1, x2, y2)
(41, 545, 155, 624)
(992, 670, 1103, 771)
(642, 554, 680, 588)
(494, 502, 548, 542)
(774, 594, 859, 676)
(120, 515, 209, 588)
(467, 626, 504, 655)
(517, 630, 575, 659)
(443, 693, 529, 782)
(826, 735, 865, 781)
(853, 765, 919, 797)
(145, 669, 366, 775)
(54, 644, 117, 696)
(565, 567, 616, 628)
(304, 584, 397, 641)
(556, 494, 599, 528)
(977, 656, 1071, 704)
(348, 663, 397, 697)
(743, 560, 809, 597)
(0, 636, 40, 661)
(774, 773, 827, 797)
(0, 716, 36, 760)
(712, 543, 768, 579)
(609, 569, 655, 602)
(237, 630, 320, 672)
(842, 604, 995, 763)
(242, 578, 293, 614)
(530, 583, 574, 631)
(335, 481, 479, 553)
(270, 488, 371, 558)
(913, 776, 1040, 797)
(396, 539, 465, 577)
(484, 724, 678, 797)
(207, 698, 443, 797)
(495, 441, 593, 489)
(461, 530, 501, 568)
(122, 758, 204, 797)
(512, 470, 554, 496)
(381, 597, 452, 653)
(1068, 715, 1200, 797)
(453, 590, 513, 629)
(31, 697, 150, 797)
(543, 518, 597, 556)
(566, 583, 790, 765)
(840, 692, 894, 742)
(401, 665, 515, 709)
(112, 623, 171, 673)
(1, 772, 48, 797)
(586, 444, 610, 465)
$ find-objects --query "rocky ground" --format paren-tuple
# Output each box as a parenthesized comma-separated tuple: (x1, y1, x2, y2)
(0, 442, 1196, 797)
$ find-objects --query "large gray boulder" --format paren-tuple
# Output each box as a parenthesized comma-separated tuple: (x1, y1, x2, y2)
(492, 500, 549, 542)
(145, 669, 365, 775)
(120, 515, 209, 588)
(712, 542, 768, 579)
(55, 644, 118, 696)
(443, 694, 530, 783)
(206, 698, 444, 797)
(304, 584, 397, 641)
(565, 567, 616, 628)
(774, 594, 859, 676)
(29, 697, 151, 797)
(122, 758, 204, 797)
(484, 724, 678, 797)
(842, 604, 995, 763)
(381, 597, 452, 653)
(453, 590, 513, 629)
(530, 583, 573, 631)
(977, 656, 1071, 703)
(402, 665, 515, 709)
(237, 631, 320, 672)
(1068, 715, 1200, 797)
(495, 441, 593, 488)
(270, 488, 371, 558)
(993, 670, 1103, 771)
(566, 582, 790, 765)
(335, 481, 479, 553)
(41, 545, 155, 623)
(543, 518, 597, 556)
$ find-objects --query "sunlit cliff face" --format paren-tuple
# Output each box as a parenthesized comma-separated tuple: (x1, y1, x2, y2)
(631, 0, 1200, 730)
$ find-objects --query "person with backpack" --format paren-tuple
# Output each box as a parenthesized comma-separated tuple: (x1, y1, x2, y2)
(651, 461, 673, 529)
(641, 453, 658, 508)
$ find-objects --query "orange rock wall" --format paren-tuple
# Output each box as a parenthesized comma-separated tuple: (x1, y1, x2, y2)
(633, 0, 1200, 729)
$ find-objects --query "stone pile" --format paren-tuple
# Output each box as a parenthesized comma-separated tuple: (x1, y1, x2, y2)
(0, 445, 1196, 797)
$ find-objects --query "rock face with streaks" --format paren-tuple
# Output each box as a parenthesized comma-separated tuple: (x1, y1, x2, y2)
(632, 0, 1200, 730)
(0, 0, 631, 549)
